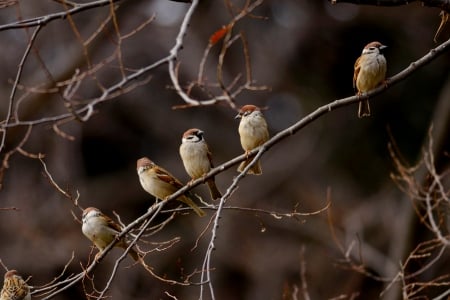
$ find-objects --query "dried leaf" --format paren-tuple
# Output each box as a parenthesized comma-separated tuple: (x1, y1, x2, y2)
(209, 25, 231, 45)
(434, 11, 449, 43)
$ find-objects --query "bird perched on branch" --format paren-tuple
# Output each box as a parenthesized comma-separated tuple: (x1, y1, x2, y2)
(235, 104, 269, 175)
(0, 270, 31, 300)
(179, 128, 222, 200)
(136, 157, 205, 217)
(353, 41, 387, 118)
(82, 207, 141, 261)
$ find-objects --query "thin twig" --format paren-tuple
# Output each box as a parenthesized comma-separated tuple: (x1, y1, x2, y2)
(0, 0, 122, 31)
(329, 0, 450, 13)
(0, 25, 41, 153)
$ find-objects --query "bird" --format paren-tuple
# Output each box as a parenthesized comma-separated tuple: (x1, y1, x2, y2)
(179, 128, 222, 200)
(353, 41, 387, 118)
(235, 104, 269, 175)
(136, 157, 206, 217)
(81, 207, 141, 261)
(0, 270, 31, 300)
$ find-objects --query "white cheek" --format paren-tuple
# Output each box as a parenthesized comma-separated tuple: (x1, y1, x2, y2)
(82, 219, 94, 237)
(83, 215, 100, 234)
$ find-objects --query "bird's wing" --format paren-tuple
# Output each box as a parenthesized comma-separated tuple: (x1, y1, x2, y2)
(154, 167, 184, 189)
(353, 56, 361, 91)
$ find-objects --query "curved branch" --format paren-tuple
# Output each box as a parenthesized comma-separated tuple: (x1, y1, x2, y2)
(0, 0, 122, 31)
(169, 36, 450, 202)
(330, 0, 416, 5)
(168, 0, 202, 105)
(0, 25, 42, 153)
(329, 0, 450, 12)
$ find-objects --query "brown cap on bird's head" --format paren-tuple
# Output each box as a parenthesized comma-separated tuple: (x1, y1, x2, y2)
(362, 41, 387, 53)
(4, 270, 19, 279)
(82, 207, 99, 218)
(136, 157, 153, 170)
(235, 104, 261, 119)
(182, 128, 203, 139)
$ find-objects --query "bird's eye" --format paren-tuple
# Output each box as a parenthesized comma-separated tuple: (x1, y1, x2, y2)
(369, 47, 376, 50)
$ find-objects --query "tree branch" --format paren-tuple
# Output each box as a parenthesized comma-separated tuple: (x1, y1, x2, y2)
(329, 0, 450, 12)
(170, 36, 450, 201)
(0, 0, 123, 31)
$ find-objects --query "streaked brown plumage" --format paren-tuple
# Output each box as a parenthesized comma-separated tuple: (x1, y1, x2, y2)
(180, 128, 222, 200)
(82, 207, 140, 261)
(137, 157, 205, 217)
(353, 41, 387, 118)
(0, 270, 30, 300)
(235, 105, 269, 175)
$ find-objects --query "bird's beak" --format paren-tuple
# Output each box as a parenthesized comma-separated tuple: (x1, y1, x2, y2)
(235, 113, 241, 119)
(380, 45, 388, 50)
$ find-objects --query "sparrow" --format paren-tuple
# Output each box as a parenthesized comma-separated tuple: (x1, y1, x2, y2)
(0, 270, 31, 300)
(353, 41, 387, 118)
(136, 157, 206, 217)
(82, 207, 141, 261)
(179, 128, 222, 200)
(235, 104, 269, 175)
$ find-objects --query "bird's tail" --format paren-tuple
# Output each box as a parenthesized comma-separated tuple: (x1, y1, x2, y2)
(207, 178, 222, 200)
(238, 158, 262, 175)
(179, 194, 206, 217)
(358, 100, 371, 118)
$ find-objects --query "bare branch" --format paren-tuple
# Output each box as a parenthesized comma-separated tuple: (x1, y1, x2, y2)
(299, 246, 310, 300)
(164, 37, 450, 206)
(0, 0, 123, 31)
(329, 0, 450, 12)
(0, 25, 41, 153)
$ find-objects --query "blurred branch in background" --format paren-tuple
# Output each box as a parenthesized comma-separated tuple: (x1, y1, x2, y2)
(329, 0, 450, 13)
(388, 126, 450, 299)
(0, 0, 448, 299)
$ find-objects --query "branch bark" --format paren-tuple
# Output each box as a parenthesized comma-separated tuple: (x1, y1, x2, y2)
(329, 0, 450, 12)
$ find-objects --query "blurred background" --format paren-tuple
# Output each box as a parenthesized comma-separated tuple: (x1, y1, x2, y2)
(0, 0, 449, 299)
